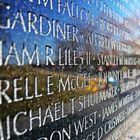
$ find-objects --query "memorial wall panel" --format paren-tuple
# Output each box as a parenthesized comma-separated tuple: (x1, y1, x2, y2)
(1, 0, 140, 139)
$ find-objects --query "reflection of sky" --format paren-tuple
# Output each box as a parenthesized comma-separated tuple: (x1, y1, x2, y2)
(0, 0, 140, 64)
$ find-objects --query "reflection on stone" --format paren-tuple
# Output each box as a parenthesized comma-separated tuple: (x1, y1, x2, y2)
(1, 0, 140, 139)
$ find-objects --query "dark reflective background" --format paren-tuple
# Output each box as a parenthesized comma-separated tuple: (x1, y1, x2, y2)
(1, 0, 140, 140)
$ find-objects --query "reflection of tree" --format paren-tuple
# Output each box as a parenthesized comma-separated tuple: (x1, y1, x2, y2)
(55, 40, 79, 72)
(54, 25, 106, 74)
